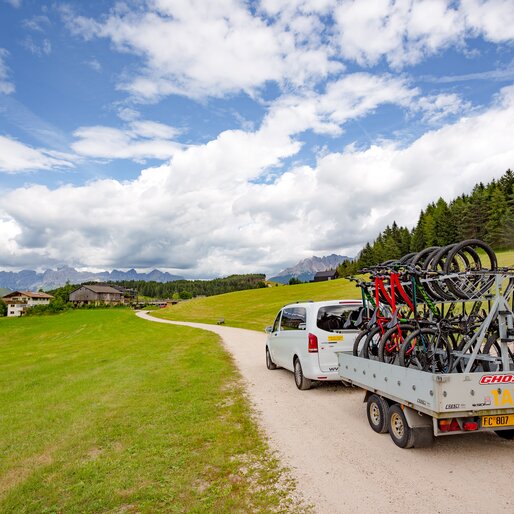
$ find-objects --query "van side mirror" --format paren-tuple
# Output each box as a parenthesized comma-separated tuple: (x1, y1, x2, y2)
(265, 326, 273, 333)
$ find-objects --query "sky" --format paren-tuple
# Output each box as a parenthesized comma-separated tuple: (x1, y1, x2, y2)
(1, 0, 514, 278)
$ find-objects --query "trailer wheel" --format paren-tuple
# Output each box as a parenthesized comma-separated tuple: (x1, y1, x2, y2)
(388, 404, 415, 448)
(495, 429, 514, 440)
(367, 395, 389, 434)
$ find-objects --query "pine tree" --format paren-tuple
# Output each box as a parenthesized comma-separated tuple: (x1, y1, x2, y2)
(410, 211, 426, 252)
(486, 186, 514, 249)
(433, 197, 456, 245)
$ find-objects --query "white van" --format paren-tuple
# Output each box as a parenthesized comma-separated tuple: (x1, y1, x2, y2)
(265, 299, 363, 390)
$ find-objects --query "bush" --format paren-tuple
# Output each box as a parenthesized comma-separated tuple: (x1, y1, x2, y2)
(0, 299, 6, 317)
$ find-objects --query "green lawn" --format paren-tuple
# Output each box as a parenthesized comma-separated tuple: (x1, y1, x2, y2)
(0, 309, 302, 513)
(153, 249, 514, 331)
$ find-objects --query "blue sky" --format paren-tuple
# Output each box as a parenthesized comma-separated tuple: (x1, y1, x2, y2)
(1, 0, 514, 277)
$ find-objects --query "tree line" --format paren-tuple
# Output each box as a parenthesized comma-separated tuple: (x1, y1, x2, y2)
(48, 273, 267, 302)
(337, 169, 514, 276)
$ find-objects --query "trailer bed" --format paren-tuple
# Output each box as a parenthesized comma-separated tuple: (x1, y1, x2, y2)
(338, 351, 514, 418)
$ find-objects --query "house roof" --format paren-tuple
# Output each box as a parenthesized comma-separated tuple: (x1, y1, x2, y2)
(76, 285, 123, 294)
(2, 290, 54, 299)
(314, 270, 339, 278)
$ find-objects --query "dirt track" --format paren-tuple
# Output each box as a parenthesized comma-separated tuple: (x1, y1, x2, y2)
(136, 311, 514, 513)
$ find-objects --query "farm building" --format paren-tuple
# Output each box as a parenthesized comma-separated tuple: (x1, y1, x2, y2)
(69, 285, 125, 306)
(2, 291, 54, 317)
(313, 270, 339, 282)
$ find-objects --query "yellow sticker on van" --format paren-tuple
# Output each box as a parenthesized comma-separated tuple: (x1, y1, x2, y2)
(328, 335, 344, 342)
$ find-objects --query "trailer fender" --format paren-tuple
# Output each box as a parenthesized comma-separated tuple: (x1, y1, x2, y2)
(402, 405, 432, 428)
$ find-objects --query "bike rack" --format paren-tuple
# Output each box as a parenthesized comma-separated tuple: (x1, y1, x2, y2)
(352, 269, 514, 373)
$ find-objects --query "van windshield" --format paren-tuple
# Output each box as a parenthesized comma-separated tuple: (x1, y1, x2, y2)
(317, 305, 361, 332)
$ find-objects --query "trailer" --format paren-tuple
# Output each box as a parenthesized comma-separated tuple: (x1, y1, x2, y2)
(337, 351, 514, 448)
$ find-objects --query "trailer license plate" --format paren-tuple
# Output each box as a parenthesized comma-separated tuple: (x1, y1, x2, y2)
(482, 415, 514, 428)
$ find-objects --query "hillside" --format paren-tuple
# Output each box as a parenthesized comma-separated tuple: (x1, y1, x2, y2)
(153, 277, 359, 331)
(153, 249, 514, 331)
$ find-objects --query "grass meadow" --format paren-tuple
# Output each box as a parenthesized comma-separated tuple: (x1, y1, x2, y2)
(0, 309, 300, 513)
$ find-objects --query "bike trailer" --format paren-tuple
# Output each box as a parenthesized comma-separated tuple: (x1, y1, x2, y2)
(337, 351, 514, 448)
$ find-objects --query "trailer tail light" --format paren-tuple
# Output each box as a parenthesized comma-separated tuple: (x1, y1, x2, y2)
(308, 333, 318, 353)
(463, 422, 479, 431)
(439, 419, 461, 432)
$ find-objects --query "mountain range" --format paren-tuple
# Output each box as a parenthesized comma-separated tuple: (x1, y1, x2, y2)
(268, 254, 351, 284)
(0, 266, 184, 292)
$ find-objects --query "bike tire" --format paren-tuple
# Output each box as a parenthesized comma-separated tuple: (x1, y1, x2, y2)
(353, 328, 370, 357)
(443, 239, 497, 299)
(399, 328, 452, 373)
(482, 333, 514, 372)
(362, 325, 383, 361)
(378, 324, 415, 364)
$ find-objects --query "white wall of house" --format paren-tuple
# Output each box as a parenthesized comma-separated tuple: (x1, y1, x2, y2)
(5, 296, 52, 317)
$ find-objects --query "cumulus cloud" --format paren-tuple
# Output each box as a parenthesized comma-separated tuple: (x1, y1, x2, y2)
(463, 0, 514, 41)
(262, 73, 419, 138)
(413, 92, 473, 124)
(0, 136, 74, 173)
(61, 0, 340, 100)
(59, 0, 514, 105)
(334, 0, 465, 68)
(71, 120, 182, 160)
(333, 0, 514, 69)
(2, 86, 514, 276)
(0, 48, 15, 94)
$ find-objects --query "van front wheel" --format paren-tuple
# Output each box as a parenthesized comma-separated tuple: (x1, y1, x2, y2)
(294, 358, 312, 390)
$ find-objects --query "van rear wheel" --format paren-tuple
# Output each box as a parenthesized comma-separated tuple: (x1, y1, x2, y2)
(266, 347, 277, 370)
(294, 358, 312, 390)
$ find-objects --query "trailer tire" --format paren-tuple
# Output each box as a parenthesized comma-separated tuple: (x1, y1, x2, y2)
(366, 394, 389, 434)
(388, 404, 415, 448)
(495, 429, 514, 440)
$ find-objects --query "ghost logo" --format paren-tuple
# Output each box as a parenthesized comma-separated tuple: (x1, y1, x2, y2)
(480, 374, 514, 385)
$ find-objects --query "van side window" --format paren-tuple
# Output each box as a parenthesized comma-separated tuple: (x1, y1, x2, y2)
(280, 307, 307, 331)
(317, 305, 360, 332)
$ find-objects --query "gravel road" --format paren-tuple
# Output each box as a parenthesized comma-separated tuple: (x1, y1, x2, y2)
(136, 311, 514, 513)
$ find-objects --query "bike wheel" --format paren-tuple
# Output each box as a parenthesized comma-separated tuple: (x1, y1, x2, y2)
(378, 324, 414, 364)
(362, 325, 383, 361)
(443, 239, 497, 299)
(482, 333, 514, 372)
(454, 335, 484, 373)
(399, 328, 452, 373)
(424, 244, 460, 301)
(353, 328, 370, 357)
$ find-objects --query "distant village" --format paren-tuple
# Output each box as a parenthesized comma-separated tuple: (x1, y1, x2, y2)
(1, 284, 169, 318)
